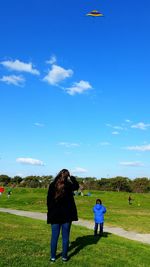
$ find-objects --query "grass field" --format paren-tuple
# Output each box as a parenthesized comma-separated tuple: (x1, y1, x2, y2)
(0, 188, 150, 233)
(0, 212, 150, 267)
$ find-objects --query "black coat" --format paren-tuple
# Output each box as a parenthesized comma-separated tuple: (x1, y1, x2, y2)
(47, 176, 79, 224)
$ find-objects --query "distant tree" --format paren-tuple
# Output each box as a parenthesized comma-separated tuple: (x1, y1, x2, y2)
(132, 177, 150, 193)
(83, 177, 97, 181)
(111, 176, 132, 192)
(98, 178, 112, 191)
(19, 175, 53, 188)
(76, 177, 85, 183)
(82, 177, 97, 190)
(11, 176, 23, 185)
(21, 176, 41, 188)
(40, 175, 53, 188)
(0, 174, 11, 186)
(97, 177, 132, 192)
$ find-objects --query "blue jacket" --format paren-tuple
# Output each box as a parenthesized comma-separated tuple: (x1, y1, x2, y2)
(93, 204, 106, 223)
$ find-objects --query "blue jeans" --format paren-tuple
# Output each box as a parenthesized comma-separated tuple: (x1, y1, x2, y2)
(50, 222, 71, 259)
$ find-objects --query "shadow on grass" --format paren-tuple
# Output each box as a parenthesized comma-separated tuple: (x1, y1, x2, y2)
(68, 232, 111, 259)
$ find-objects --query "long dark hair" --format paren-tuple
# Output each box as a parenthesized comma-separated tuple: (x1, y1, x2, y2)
(54, 169, 70, 200)
(96, 199, 102, 204)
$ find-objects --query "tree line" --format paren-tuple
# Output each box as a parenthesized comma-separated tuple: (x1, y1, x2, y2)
(0, 174, 150, 193)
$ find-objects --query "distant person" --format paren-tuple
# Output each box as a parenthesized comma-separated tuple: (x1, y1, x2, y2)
(47, 169, 79, 262)
(93, 199, 106, 236)
(79, 184, 84, 196)
(128, 195, 132, 205)
(7, 188, 12, 198)
(0, 187, 5, 196)
(84, 192, 91, 196)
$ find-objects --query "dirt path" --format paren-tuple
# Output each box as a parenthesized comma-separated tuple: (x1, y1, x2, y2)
(0, 208, 150, 245)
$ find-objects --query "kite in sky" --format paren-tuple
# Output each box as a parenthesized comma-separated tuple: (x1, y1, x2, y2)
(86, 10, 104, 17)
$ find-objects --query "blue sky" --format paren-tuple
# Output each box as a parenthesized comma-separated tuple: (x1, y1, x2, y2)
(0, 0, 150, 178)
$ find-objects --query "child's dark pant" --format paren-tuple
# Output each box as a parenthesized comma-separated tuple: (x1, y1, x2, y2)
(94, 223, 103, 235)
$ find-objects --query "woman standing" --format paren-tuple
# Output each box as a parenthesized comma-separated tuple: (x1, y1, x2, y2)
(47, 169, 79, 262)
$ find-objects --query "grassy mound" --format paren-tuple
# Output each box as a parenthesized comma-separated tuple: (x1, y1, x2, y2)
(0, 188, 150, 232)
(0, 212, 150, 267)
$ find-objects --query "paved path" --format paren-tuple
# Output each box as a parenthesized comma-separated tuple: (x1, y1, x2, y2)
(0, 208, 150, 245)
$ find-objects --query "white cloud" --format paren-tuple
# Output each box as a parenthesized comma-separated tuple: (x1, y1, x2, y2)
(46, 55, 57, 65)
(112, 131, 119, 135)
(66, 80, 92, 95)
(99, 142, 110, 146)
(120, 161, 144, 167)
(131, 122, 150, 130)
(125, 144, 150, 151)
(106, 123, 124, 131)
(113, 126, 124, 130)
(16, 157, 44, 166)
(71, 167, 88, 174)
(0, 75, 25, 86)
(106, 123, 112, 127)
(58, 142, 80, 148)
(34, 122, 45, 127)
(1, 59, 40, 75)
(125, 119, 132, 123)
(43, 64, 73, 85)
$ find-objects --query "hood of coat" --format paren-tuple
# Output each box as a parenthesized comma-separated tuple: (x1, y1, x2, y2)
(95, 204, 103, 210)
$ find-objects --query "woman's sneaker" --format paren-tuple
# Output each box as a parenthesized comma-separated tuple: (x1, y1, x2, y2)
(50, 258, 55, 263)
(62, 257, 68, 262)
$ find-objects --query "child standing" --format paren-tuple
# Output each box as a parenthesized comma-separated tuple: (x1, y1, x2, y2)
(93, 199, 106, 236)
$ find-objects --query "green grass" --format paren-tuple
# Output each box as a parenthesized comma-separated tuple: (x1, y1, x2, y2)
(0, 212, 150, 267)
(0, 188, 150, 233)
